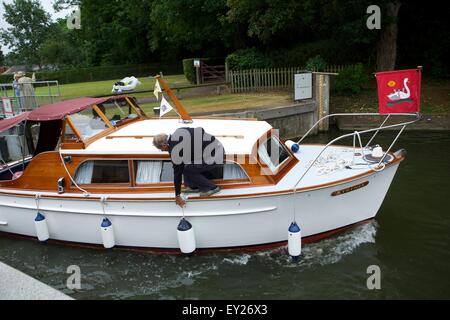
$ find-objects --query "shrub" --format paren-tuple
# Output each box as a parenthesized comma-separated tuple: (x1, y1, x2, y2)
(182, 59, 197, 84)
(333, 63, 369, 94)
(226, 48, 271, 70)
(305, 55, 327, 72)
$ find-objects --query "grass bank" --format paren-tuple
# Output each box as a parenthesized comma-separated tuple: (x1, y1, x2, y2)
(3, 75, 189, 100)
(139, 92, 293, 116)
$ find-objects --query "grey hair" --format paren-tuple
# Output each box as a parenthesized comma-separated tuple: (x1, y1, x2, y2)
(153, 133, 169, 149)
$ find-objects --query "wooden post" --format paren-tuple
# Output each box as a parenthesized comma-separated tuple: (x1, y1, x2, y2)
(315, 74, 330, 132)
(225, 61, 229, 83)
(155, 75, 192, 122)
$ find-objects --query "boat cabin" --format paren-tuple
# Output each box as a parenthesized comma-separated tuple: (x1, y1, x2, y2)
(0, 95, 298, 195)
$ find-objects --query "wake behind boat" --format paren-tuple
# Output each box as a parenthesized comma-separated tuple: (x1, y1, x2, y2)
(0, 74, 421, 256)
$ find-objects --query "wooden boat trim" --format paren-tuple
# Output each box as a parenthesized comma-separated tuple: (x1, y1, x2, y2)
(65, 117, 83, 142)
(0, 156, 404, 201)
(93, 104, 114, 129)
(125, 96, 148, 119)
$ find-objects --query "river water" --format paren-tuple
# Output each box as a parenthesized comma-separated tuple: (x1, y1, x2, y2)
(1, 130, 449, 299)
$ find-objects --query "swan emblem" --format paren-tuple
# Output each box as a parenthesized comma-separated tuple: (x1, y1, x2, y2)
(387, 78, 410, 101)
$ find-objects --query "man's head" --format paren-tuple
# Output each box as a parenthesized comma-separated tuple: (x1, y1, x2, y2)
(153, 133, 169, 151)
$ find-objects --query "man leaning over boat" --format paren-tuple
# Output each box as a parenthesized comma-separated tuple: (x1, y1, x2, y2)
(153, 127, 224, 207)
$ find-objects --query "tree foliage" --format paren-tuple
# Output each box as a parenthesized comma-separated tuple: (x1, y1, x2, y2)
(0, 0, 51, 65)
(0, 0, 446, 77)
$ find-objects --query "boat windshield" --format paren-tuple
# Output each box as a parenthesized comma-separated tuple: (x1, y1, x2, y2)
(97, 98, 144, 126)
(66, 106, 111, 140)
(64, 97, 146, 142)
(258, 136, 290, 172)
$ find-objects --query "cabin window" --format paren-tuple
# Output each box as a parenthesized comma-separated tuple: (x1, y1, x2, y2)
(64, 121, 78, 141)
(258, 137, 290, 172)
(98, 98, 142, 126)
(134, 160, 248, 184)
(75, 160, 130, 184)
(68, 107, 109, 140)
(135, 160, 172, 184)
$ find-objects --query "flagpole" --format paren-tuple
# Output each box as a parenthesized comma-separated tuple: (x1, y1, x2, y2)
(155, 75, 193, 122)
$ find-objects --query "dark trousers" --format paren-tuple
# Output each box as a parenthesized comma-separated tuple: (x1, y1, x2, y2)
(183, 164, 218, 191)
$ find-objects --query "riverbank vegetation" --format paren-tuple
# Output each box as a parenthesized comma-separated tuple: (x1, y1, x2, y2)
(1, 1, 448, 80)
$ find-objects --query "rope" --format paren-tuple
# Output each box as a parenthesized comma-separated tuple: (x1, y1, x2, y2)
(101, 196, 108, 215)
(307, 153, 352, 176)
(58, 148, 90, 197)
(35, 193, 40, 212)
(180, 194, 188, 218)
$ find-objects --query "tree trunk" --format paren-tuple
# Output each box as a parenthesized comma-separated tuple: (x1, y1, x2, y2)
(376, 1, 401, 71)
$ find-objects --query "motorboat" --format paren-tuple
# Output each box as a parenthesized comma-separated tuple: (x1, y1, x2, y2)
(0, 76, 420, 255)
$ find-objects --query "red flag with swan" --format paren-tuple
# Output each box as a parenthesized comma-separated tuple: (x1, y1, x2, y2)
(375, 68, 422, 114)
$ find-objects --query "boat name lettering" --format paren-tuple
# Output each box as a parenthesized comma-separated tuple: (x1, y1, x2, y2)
(332, 181, 369, 196)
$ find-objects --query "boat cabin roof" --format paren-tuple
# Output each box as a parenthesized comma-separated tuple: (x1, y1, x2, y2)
(0, 96, 128, 131)
(27, 97, 117, 121)
(65, 118, 273, 155)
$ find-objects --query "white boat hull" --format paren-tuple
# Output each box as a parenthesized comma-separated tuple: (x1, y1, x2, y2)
(0, 163, 399, 251)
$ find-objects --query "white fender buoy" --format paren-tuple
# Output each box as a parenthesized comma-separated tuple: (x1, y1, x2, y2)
(100, 218, 115, 249)
(285, 140, 300, 153)
(177, 218, 196, 254)
(34, 212, 49, 242)
(288, 221, 302, 260)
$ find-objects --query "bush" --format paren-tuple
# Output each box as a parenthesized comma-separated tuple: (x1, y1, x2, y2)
(226, 48, 271, 70)
(333, 63, 369, 94)
(182, 59, 197, 84)
(305, 55, 327, 72)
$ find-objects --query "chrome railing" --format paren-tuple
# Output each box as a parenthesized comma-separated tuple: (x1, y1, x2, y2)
(292, 113, 422, 193)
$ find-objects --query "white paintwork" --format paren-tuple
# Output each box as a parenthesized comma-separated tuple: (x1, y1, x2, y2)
(0, 154, 401, 249)
(63, 119, 272, 155)
(0, 113, 404, 250)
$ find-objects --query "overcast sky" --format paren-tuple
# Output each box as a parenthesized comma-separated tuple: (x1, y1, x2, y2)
(1, 0, 74, 54)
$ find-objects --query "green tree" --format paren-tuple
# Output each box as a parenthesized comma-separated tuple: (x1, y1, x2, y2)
(0, 49, 4, 66)
(149, 0, 235, 59)
(0, 0, 51, 66)
(39, 20, 88, 68)
(76, 0, 155, 66)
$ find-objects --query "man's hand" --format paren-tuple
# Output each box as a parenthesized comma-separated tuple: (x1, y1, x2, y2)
(176, 195, 186, 208)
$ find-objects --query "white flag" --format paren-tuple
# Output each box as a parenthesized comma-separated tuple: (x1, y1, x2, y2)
(159, 96, 174, 117)
(153, 81, 162, 100)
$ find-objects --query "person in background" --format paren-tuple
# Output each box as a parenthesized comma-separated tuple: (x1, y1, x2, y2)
(16, 71, 36, 111)
(12, 73, 22, 110)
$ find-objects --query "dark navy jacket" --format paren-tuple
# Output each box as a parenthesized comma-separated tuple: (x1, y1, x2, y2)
(168, 127, 224, 196)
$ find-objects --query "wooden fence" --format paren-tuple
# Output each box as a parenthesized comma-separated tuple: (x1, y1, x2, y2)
(229, 65, 351, 93)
